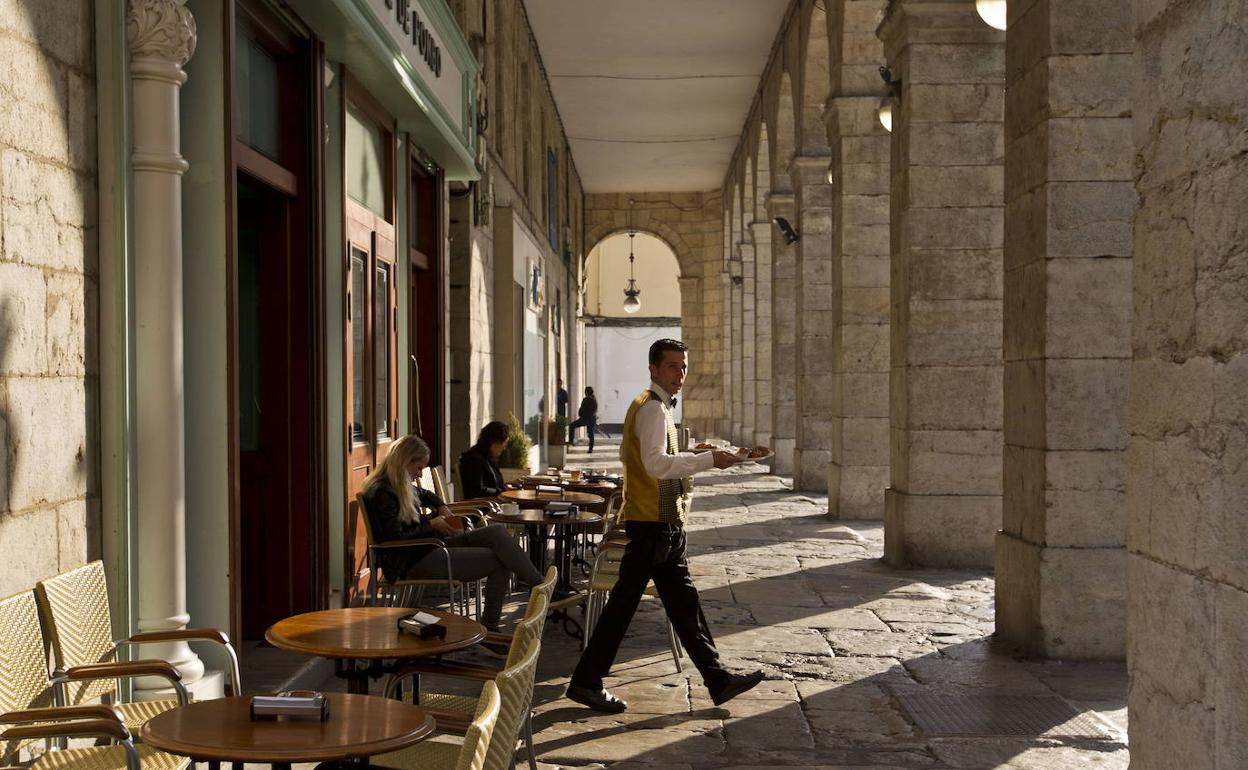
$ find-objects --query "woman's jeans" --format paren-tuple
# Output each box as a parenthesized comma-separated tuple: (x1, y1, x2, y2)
(401, 524, 542, 629)
(569, 417, 597, 450)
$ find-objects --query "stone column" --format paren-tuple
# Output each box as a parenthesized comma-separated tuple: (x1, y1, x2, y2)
(879, 0, 1004, 567)
(127, 0, 215, 697)
(729, 263, 744, 442)
(995, 0, 1132, 659)
(751, 220, 773, 448)
(740, 235, 756, 444)
(768, 193, 797, 475)
(1128, 0, 1248, 764)
(826, 96, 891, 519)
(791, 156, 834, 492)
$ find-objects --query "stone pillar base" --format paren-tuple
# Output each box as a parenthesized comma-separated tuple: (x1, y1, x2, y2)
(884, 488, 998, 568)
(829, 463, 887, 520)
(772, 438, 796, 476)
(995, 532, 1125, 659)
(794, 449, 830, 492)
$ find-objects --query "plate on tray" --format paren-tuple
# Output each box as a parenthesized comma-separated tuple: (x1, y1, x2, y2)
(733, 447, 773, 463)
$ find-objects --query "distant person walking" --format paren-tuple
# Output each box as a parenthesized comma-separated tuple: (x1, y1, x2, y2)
(568, 386, 600, 452)
(556, 380, 570, 418)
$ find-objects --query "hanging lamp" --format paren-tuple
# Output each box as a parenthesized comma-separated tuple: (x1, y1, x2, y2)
(622, 230, 641, 314)
(622, 201, 641, 313)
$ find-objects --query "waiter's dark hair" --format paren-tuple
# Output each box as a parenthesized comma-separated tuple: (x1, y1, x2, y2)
(648, 338, 688, 366)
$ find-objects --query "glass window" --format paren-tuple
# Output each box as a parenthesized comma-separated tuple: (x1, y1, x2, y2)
(374, 261, 392, 439)
(350, 248, 367, 443)
(236, 33, 281, 160)
(346, 104, 387, 217)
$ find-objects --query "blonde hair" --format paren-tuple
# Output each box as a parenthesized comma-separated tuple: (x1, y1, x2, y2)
(362, 435, 430, 524)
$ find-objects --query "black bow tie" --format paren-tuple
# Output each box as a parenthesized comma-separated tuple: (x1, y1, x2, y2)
(670, 397, 678, 408)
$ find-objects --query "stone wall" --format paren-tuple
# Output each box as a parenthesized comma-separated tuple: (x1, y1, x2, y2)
(0, 1, 98, 597)
(1128, 0, 1248, 765)
(448, 0, 585, 460)
(584, 192, 726, 438)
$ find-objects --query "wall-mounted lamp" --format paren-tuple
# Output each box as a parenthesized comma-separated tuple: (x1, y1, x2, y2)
(975, 0, 1007, 30)
(825, 163, 835, 185)
(878, 65, 902, 133)
(773, 217, 800, 245)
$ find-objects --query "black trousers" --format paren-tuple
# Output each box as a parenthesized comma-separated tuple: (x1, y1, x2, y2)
(572, 521, 730, 691)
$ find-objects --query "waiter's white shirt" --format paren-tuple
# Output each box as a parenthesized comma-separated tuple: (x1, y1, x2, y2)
(625, 381, 715, 480)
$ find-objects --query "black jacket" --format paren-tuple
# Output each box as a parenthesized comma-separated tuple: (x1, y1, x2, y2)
(458, 445, 505, 499)
(577, 396, 598, 420)
(360, 481, 446, 582)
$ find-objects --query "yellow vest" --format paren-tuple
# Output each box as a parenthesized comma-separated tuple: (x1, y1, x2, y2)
(620, 389, 691, 525)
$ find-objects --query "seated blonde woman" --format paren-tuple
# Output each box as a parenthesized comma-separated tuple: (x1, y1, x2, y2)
(360, 434, 542, 632)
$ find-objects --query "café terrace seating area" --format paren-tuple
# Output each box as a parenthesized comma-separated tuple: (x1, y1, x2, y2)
(2, 440, 1128, 770)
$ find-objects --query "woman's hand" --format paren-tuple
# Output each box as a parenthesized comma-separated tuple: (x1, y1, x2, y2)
(430, 515, 457, 537)
(430, 505, 457, 536)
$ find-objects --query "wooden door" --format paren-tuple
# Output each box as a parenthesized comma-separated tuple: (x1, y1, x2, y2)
(407, 157, 443, 461)
(342, 82, 398, 602)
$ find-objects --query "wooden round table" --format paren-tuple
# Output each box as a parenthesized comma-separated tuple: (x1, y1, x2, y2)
(266, 607, 485, 693)
(500, 488, 605, 509)
(139, 693, 435, 769)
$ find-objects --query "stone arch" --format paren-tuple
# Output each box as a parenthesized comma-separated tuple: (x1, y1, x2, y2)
(755, 122, 772, 220)
(584, 217, 694, 279)
(731, 181, 743, 260)
(799, 0, 831, 154)
(773, 72, 796, 193)
(743, 156, 756, 231)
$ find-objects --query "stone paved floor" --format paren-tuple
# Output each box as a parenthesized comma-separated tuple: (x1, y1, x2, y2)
(524, 440, 1129, 769)
(245, 438, 1130, 769)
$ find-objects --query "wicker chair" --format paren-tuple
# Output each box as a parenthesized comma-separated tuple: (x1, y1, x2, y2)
(381, 639, 541, 770)
(584, 542, 683, 670)
(0, 590, 188, 770)
(384, 573, 554, 770)
(366, 679, 502, 770)
(35, 563, 237, 735)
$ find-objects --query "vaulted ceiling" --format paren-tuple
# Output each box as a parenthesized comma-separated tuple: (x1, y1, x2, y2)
(524, 0, 790, 193)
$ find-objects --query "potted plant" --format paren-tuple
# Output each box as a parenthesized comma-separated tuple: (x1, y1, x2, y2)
(547, 414, 570, 468)
(498, 412, 535, 483)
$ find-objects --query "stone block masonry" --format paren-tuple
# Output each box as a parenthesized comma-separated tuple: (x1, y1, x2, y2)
(768, 194, 798, 476)
(0, 0, 99, 598)
(879, 0, 1004, 568)
(827, 95, 890, 520)
(1128, 0, 1248, 765)
(995, 0, 1132, 660)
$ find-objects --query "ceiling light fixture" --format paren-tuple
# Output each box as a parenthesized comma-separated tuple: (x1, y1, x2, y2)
(976, 0, 1008, 30)
(623, 201, 641, 314)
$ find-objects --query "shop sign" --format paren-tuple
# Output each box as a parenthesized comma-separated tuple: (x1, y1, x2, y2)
(369, 0, 465, 132)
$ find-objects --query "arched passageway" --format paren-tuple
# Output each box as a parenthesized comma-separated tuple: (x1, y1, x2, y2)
(583, 231, 683, 428)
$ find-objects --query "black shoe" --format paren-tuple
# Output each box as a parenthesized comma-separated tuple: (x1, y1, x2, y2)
(709, 670, 765, 706)
(565, 683, 628, 713)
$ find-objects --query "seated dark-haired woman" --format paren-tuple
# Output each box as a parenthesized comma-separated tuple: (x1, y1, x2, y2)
(458, 420, 509, 500)
(360, 434, 541, 632)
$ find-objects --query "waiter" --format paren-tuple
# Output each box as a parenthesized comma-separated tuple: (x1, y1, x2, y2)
(565, 338, 765, 712)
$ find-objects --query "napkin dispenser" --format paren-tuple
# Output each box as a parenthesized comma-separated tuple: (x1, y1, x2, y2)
(535, 484, 564, 494)
(250, 691, 329, 721)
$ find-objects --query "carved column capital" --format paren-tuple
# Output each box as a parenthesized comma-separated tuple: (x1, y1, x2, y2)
(127, 0, 197, 66)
